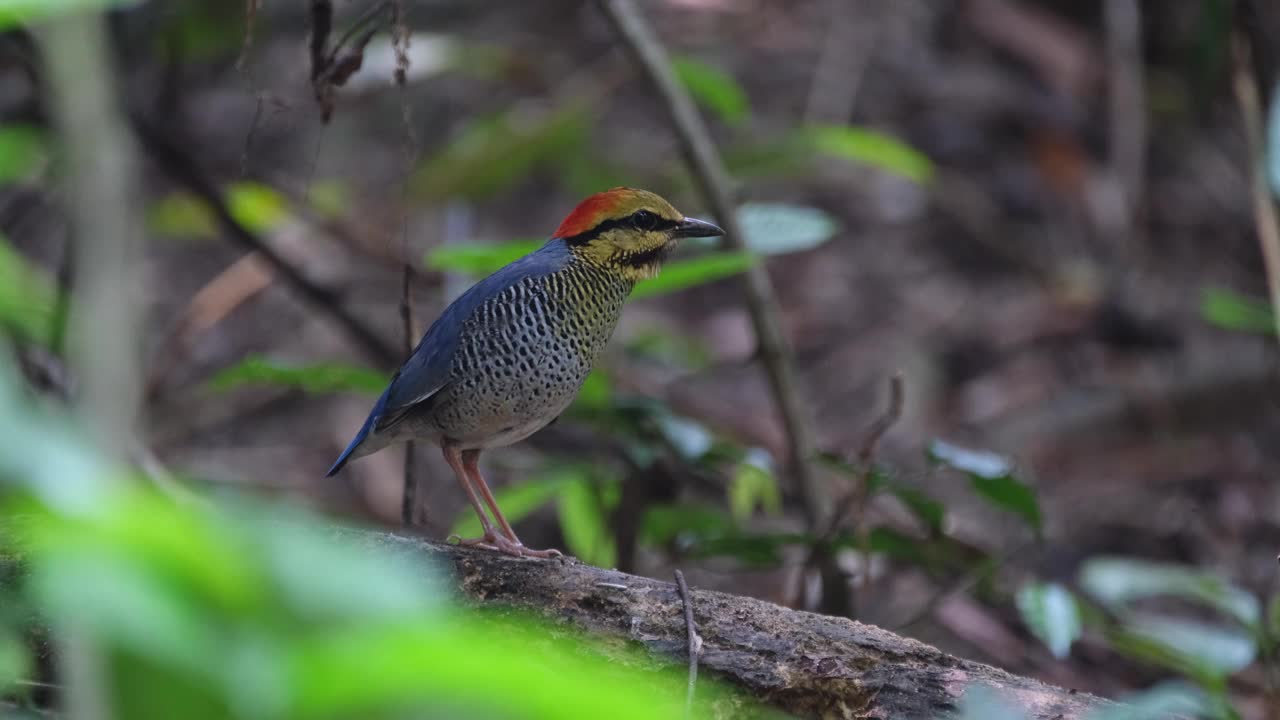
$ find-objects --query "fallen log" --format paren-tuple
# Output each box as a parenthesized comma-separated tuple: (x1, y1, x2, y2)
(357, 531, 1112, 720)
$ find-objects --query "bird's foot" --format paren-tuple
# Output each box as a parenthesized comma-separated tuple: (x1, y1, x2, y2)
(448, 532, 562, 559)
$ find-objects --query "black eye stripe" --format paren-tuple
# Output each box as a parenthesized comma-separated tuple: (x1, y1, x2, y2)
(562, 210, 678, 245)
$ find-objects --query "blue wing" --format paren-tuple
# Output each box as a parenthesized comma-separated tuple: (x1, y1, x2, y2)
(326, 240, 570, 476)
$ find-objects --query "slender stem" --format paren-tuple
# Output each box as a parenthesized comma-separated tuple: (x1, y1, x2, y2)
(673, 569, 701, 718)
(36, 11, 144, 466)
(132, 116, 400, 367)
(1233, 35, 1280, 342)
(596, 0, 825, 528)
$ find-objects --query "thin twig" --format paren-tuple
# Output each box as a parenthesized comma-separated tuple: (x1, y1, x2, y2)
(1232, 34, 1280, 342)
(1104, 0, 1145, 232)
(131, 114, 400, 368)
(672, 569, 702, 717)
(790, 375, 904, 614)
(235, 0, 261, 71)
(596, 0, 825, 529)
(394, 0, 419, 528)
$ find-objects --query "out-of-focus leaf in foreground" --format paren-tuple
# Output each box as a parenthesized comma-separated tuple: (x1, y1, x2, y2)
(0, 344, 725, 717)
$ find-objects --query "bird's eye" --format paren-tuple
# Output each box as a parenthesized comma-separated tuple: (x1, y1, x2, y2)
(631, 210, 659, 231)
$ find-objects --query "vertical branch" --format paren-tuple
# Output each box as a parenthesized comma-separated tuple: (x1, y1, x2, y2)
(595, 0, 826, 529)
(34, 12, 143, 464)
(1104, 0, 1145, 230)
(393, 0, 419, 527)
(33, 9, 144, 720)
(1233, 35, 1280, 342)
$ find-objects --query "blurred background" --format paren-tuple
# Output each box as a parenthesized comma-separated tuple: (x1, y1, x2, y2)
(3, 0, 1280, 717)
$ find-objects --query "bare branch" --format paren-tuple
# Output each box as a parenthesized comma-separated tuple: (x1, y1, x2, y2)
(131, 115, 401, 367)
(672, 569, 702, 717)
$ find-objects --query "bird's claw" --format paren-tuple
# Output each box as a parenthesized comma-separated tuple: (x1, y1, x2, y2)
(448, 532, 562, 559)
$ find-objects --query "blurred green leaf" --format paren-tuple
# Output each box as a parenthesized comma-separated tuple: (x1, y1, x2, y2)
(0, 628, 28, 692)
(450, 475, 570, 540)
(425, 239, 543, 276)
(672, 56, 749, 126)
(655, 413, 715, 461)
(149, 182, 291, 240)
(287, 618, 696, 719)
(209, 356, 388, 395)
(0, 235, 56, 346)
(734, 203, 839, 256)
(929, 440, 1041, 532)
(29, 550, 222, 676)
(557, 474, 616, 567)
(570, 368, 614, 413)
(806, 125, 934, 184)
(817, 454, 948, 535)
(0, 0, 139, 30)
(1085, 682, 1210, 720)
(1081, 557, 1260, 629)
(1200, 287, 1276, 335)
(0, 125, 46, 183)
(228, 183, 289, 234)
(632, 252, 755, 299)
(639, 504, 732, 548)
(1016, 582, 1081, 659)
(1115, 616, 1256, 679)
(863, 527, 929, 566)
(954, 686, 1029, 720)
(308, 180, 348, 220)
(415, 107, 587, 201)
(727, 450, 780, 523)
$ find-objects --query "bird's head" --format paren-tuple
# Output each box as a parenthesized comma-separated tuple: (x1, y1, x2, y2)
(552, 188, 725, 281)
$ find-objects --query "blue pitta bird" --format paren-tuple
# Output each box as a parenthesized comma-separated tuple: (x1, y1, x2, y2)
(327, 188, 723, 557)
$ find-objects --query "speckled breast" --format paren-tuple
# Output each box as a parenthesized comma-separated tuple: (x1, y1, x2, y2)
(427, 260, 632, 448)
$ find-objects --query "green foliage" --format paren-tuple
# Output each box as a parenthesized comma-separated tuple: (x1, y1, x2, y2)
(0, 0, 137, 30)
(149, 182, 291, 240)
(426, 239, 544, 275)
(1016, 556, 1265, 717)
(805, 125, 934, 184)
(208, 355, 389, 395)
(672, 56, 750, 126)
(449, 473, 570, 539)
(0, 354, 724, 718)
(632, 252, 756, 299)
(1016, 582, 1082, 659)
(1200, 287, 1276, 335)
(0, 125, 47, 183)
(1081, 556, 1260, 629)
(0, 235, 56, 347)
(1086, 683, 1211, 720)
(727, 451, 781, 523)
(0, 627, 26, 692)
(556, 472, 618, 567)
(928, 440, 1041, 534)
(414, 107, 588, 201)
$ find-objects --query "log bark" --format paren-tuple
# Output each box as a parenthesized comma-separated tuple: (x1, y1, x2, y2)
(353, 531, 1112, 720)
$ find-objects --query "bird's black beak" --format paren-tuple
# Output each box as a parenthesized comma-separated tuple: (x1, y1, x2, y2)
(673, 216, 725, 239)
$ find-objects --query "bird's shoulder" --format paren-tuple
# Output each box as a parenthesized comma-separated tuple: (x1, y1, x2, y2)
(375, 239, 571, 423)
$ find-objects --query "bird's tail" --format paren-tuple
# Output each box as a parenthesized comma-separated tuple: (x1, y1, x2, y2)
(327, 396, 398, 477)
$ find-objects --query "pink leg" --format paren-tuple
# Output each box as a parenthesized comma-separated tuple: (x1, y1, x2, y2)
(441, 443, 503, 551)
(462, 449, 561, 559)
